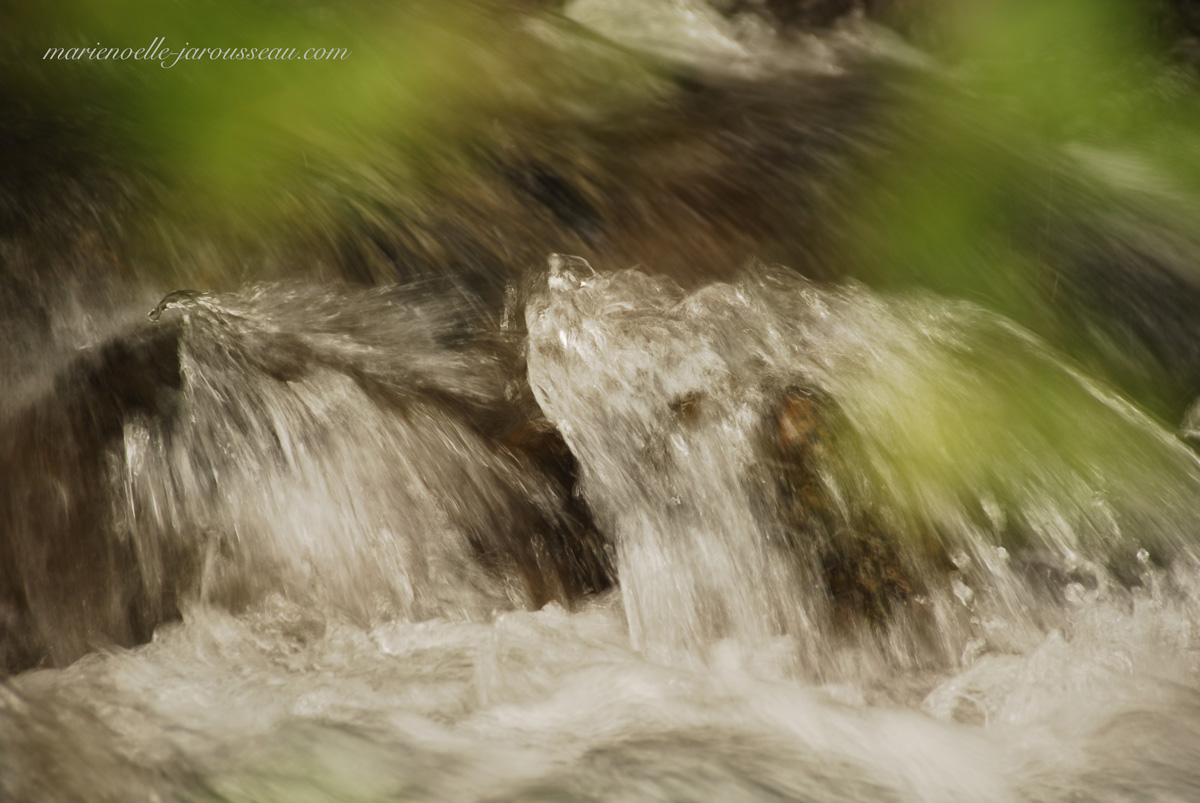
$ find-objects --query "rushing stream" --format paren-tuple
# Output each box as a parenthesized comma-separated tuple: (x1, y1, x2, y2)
(6, 0, 1200, 801)
(5, 263, 1200, 801)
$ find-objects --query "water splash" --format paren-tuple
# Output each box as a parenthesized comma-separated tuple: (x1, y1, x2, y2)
(0, 281, 607, 669)
(3, 268, 1200, 800)
(526, 258, 1200, 677)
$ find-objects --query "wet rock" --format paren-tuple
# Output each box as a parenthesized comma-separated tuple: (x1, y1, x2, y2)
(0, 284, 613, 673)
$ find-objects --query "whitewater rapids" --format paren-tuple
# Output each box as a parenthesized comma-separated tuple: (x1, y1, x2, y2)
(3, 265, 1200, 802)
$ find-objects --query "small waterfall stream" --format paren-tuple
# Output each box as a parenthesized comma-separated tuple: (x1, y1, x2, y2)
(5, 0, 1200, 800)
(4, 265, 1200, 801)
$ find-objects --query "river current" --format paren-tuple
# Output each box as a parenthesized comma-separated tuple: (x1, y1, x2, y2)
(5, 1, 1200, 801)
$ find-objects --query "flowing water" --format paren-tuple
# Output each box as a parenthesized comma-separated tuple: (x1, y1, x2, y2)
(6, 1, 1200, 801)
(4, 262, 1200, 801)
